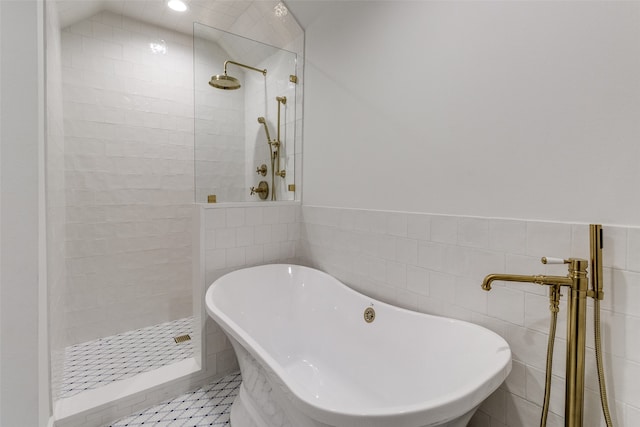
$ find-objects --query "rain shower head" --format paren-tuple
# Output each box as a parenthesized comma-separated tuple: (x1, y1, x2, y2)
(209, 74, 241, 90)
(209, 60, 266, 91)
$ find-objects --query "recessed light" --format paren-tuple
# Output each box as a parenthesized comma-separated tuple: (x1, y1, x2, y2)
(274, 2, 288, 18)
(167, 0, 187, 12)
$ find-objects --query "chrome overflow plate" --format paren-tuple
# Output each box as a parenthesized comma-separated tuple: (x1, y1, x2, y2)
(364, 306, 375, 323)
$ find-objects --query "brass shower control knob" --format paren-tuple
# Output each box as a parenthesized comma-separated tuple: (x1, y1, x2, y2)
(250, 181, 269, 200)
(256, 164, 267, 176)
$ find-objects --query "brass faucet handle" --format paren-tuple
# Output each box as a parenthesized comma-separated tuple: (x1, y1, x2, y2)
(250, 181, 269, 199)
(256, 164, 267, 176)
(541, 257, 569, 265)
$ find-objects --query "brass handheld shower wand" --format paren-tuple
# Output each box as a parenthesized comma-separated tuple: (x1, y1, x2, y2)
(590, 225, 613, 427)
(257, 117, 272, 142)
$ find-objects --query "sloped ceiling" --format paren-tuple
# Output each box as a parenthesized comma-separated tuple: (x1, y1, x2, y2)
(55, 0, 304, 52)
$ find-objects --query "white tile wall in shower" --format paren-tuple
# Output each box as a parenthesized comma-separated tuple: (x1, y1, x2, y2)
(298, 205, 640, 427)
(244, 46, 298, 202)
(194, 32, 246, 203)
(61, 11, 194, 346)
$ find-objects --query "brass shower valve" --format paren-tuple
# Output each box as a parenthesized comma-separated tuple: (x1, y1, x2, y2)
(250, 186, 267, 194)
(250, 181, 269, 200)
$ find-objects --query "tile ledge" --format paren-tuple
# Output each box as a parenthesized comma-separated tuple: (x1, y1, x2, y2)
(53, 357, 201, 422)
(199, 201, 300, 209)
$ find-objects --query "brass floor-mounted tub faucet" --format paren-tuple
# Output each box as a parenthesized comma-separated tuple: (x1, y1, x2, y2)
(482, 224, 612, 427)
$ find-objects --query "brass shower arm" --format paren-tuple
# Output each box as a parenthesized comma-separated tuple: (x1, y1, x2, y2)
(224, 60, 267, 76)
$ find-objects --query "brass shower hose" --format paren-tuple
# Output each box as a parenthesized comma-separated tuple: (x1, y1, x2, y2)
(540, 285, 561, 427)
(539, 287, 613, 427)
(594, 297, 613, 427)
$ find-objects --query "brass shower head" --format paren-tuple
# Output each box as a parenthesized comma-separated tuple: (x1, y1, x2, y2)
(209, 74, 241, 90)
(209, 60, 266, 91)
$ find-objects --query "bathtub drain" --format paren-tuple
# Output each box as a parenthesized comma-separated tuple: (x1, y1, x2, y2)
(364, 307, 375, 323)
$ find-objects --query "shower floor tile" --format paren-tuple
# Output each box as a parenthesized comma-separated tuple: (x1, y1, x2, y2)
(108, 371, 241, 427)
(60, 317, 194, 398)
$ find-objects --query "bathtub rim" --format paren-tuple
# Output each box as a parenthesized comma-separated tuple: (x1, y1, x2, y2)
(205, 263, 512, 426)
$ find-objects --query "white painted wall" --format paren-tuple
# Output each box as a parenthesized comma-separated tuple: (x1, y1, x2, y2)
(0, 1, 50, 425)
(301, 1, 640, 226)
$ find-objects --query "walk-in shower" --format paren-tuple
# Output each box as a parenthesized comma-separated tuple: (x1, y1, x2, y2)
(47, 7, 196, 405)
(44, 0, 304, 425)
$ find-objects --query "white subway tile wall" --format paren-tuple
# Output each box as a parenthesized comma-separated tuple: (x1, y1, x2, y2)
(298, 205, 640, 427)
(202, 203, 301, 287)
(61, 11, 194, 346)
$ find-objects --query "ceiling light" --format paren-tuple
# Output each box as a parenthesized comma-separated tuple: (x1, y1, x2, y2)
(274, 2, 288, 18)
(167, 0, 187, 12)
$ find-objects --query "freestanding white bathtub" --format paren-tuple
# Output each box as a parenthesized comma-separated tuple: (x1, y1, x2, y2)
(205, 264, 511, 427)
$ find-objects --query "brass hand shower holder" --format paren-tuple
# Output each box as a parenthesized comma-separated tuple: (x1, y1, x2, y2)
(481, 224, 611, 427)
(274, 96, 286, 179)
(257, 96, 287, 200)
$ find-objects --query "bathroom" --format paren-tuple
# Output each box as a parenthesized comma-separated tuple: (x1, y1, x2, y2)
(1, 0, 639, 426)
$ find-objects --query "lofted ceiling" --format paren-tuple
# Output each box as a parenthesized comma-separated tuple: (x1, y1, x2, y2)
(54, 0, 304, 53)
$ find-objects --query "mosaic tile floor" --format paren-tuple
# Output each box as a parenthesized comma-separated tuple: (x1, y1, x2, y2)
(108, 371, 241, 427)
(60, 317, 194, 398)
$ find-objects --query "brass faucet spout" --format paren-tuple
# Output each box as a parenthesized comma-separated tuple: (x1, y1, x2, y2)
(481, 273, 572, 291)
